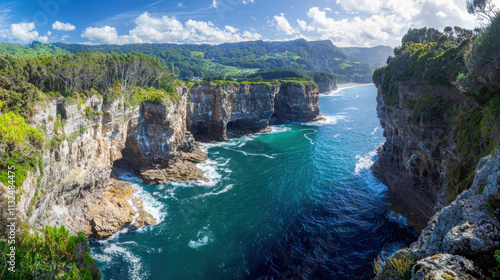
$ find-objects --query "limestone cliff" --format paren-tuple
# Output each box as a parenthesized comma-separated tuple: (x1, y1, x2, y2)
(4, 81, 321, 239)
(14, 87, 199, 238)
(316, 79, 337, 94)
(371, 80, 470, 226)
(187, 82, 321, 141)
(375, 150, 500, 279)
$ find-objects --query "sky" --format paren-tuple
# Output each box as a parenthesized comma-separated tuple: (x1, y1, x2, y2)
(0, 0, 497, 47)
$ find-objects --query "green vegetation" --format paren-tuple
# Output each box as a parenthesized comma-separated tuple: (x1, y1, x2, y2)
(374, 19, 500, 200)
(374, 249, 415, 280)
(0, 41, 70, 57)
(0, 39, 374, 82)
(488, 250, 500, 279)
(0, 112, 44, 190)
(0, 225, 100, 279)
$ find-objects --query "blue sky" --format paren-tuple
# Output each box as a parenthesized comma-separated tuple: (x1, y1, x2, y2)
(0, 0, 494, 47)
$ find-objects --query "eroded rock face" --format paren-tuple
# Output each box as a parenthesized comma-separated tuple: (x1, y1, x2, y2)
(409, 150, 500, 261)
(188, 83, 321, 141)
(273, 83, 320, 123)
(188, 84, 279, 141)
(411, 254, 483, 280)
(123, 88, 195, 167)
(372, 81, 471, 226)
(317, 80, 337, 94)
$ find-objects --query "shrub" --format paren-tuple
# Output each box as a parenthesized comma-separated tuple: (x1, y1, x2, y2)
(374, 249, 415, 280)
(0, 225, 101, 279)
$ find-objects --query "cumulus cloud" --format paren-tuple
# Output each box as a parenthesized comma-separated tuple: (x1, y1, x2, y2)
(288, 0, 486, 47)
(274, 13, 298, 35)
(242, 0, 255, 4)
(52, 21, 76, 31)
(81, 12, 261, 45)
(10, 22, 48, 42)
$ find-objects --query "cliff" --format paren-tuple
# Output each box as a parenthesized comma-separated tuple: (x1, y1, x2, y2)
(17, 88, 199, 238)
(316, 79, 337, 94)
(0, 81, 321, 239)
(187, 82, 321, 141)
(373, 20, 500, 279)
(371, 81, 469, 226)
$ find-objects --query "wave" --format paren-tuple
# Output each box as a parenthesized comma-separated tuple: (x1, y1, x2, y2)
(188, 226, 212, 249)
(371, 127, 379, 135)
(354, 149, 378, 175)
(93, 242, 148, 280)
(194, 184, 234, 199)
(303, 115, 347, 127)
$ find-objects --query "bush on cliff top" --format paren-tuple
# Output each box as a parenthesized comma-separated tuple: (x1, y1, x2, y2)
(0, 225, 101, 280)
(373, 21, 500, 200)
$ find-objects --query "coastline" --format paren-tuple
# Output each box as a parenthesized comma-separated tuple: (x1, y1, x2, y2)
(336, 83, 373, 89)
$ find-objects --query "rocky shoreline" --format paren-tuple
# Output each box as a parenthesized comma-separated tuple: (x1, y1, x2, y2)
(5, 81, 322, 240)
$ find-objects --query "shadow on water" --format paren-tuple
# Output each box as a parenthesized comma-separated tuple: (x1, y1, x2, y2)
(241, 179, 419, 280)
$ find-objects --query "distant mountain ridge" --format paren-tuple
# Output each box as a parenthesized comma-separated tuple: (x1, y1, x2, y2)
(0, 39, 392, 83)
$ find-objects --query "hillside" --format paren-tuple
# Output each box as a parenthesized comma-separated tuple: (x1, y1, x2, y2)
(0, 40, 391, 83)
(340, 45, 393, 70)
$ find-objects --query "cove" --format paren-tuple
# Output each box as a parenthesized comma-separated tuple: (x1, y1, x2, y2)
(90, 84, 418, 280)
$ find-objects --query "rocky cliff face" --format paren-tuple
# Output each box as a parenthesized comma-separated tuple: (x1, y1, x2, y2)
(376, 149, 500, 279)
(6, 82, 321, 238)
(17, 88, 199, 238)
(317, 79, 337, 94)
(371, 80, 473, 226)
(188, 83, 321, 141)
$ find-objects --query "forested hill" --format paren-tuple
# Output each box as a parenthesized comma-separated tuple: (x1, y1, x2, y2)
(0, 39, 391, 83)
(340, 45, 393, 70)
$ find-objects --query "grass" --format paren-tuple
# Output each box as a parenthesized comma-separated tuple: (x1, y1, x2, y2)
(374, 249, 415, 280)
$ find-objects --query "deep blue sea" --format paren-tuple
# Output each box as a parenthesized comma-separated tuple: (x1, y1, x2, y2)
(90, 84, 418, 280)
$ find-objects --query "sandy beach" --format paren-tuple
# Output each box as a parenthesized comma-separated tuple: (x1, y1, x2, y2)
(336, 83, 373, 89)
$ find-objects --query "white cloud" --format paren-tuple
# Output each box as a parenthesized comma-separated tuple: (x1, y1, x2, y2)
(274, 13, 298, 35)
(10, 22, 48, 42)
(242, 0, 255, 4)
(81, 12, 262, 45)
(290, 0, 487, 47)
(211, 0, 217, 8)
(52, 21, 76, 31)
(178, 2, 184, 8)
(225, 25, 239, 33)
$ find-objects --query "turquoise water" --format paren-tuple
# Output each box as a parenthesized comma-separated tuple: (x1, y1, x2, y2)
(90, 84, 418, 280)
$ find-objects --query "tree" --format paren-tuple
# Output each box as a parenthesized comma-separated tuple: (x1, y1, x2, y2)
(466, 0, 499, 24)
(444, 26, 454, 37)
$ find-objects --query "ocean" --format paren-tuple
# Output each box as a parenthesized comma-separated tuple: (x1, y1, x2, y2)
(90, 84, 418, 280)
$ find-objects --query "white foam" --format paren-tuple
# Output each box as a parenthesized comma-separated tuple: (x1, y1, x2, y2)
(303, 128, 317, 145)
(221, 146, 276, 159)
(131, 183, 167, 224)
(333, 134, 340, 138)
(194, 184, 234, 198)
(344, 107, 359, 110)
(188, 227, 212, 249)
(269, 126, 292, 134)
(354, 149, 378, 175)
(303, 115, 346, 127)
(102, 243, 147, 280)
(371, 127, 379, 135)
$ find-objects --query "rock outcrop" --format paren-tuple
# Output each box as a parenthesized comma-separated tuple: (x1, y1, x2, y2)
(15, 88, 198, 238)
(376, 150, 500, 279)
(4, 81, 322, 239)
(316, 79, 337, 94)
(187, 83, 321, 141)
(371, 80, 471, 226)
(411, 254, 483, 280)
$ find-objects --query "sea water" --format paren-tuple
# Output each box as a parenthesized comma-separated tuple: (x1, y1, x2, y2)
(90, 84, 418, 280)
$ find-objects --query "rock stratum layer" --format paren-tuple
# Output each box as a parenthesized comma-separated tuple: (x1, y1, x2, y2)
(187, 83, 321, 140)
(0, 82, 320, 239)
